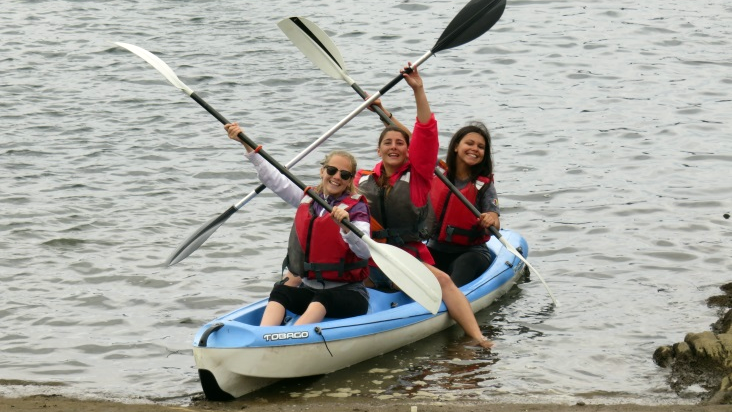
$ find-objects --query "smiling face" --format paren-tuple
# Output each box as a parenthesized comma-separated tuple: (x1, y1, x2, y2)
(319, 154, 354, 197)
(377, 130, 409, 174)
(455, 132, 486, 168)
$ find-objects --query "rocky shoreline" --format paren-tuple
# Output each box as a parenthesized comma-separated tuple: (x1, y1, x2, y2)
(654, 282, 732, 405)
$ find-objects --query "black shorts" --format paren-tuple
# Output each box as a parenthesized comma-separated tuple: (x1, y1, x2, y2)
(268, 283, 369, 319)
(429, 247, 493, 288)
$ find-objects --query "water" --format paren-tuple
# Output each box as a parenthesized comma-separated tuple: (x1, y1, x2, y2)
(1, 0, 730, 406)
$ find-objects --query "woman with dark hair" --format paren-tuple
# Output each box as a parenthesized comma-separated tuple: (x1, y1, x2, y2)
(428, 122, 500, 287)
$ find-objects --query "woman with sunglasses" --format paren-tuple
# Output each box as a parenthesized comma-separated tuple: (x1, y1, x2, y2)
(224, 122, 370, 326)
(429, 122, 500, 288)
(356, 63, 493, 349)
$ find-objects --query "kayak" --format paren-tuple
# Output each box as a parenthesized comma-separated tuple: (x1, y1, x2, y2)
(193, 229, 529, 400)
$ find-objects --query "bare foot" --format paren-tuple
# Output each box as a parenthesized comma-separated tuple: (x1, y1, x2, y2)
(476, 337, 494, 349)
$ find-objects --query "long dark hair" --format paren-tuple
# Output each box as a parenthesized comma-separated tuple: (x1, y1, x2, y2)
(445, 122, 493, 182)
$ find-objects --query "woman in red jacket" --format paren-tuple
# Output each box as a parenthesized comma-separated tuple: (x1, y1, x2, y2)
(357, 63, 493, 349)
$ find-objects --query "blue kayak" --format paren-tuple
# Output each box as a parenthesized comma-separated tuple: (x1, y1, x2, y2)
(193, 229, 529, 400)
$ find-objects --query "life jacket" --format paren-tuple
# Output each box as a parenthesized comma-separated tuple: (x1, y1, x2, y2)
(357, 168, 433, 247)
(430, 166, 493, 246)
(286, 193, 369, 283)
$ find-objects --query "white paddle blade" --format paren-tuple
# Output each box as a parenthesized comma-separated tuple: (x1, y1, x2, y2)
(363, 237, 442, 314)
(114, 42, 194, 96)
(277, 17, 355, 85)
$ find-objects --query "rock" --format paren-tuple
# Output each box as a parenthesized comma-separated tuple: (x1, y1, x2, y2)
(713, 309, 732, 335)
(705, 374, 732, 405)
(673, 341, 692, 362)
(719, 334, 732, 367)
(653, 282, 732, 404)
(686, 331, 727, 361)
(653, 345, 674, 368)
(707, 295, 732, 308)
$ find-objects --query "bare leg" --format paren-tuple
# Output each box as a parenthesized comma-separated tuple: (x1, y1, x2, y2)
(425, 263, 494, 349)
(259, 301, 287, 326)
(294, 302, 327, 325)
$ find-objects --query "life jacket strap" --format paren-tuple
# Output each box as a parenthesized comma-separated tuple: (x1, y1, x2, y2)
(445, 225, 485, 243)
(303, 258, 369, 282)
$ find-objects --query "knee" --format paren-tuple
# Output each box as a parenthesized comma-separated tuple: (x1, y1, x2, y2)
(433, 270, 454, 288)
(269, 284, 291, 305)
(425, 263, 457, 289)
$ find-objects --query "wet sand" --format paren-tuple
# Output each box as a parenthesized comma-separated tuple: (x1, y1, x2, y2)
(1, 395, 731, 412)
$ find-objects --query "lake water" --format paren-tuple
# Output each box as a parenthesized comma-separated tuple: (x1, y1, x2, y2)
(1, 0, 730, 406)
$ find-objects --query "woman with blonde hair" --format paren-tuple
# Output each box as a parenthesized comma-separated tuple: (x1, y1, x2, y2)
(226, 122, 371, 326)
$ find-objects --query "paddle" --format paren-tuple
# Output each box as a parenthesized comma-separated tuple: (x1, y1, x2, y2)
(280, 0, 505, 106)
(125, 0, 506, 266)
(278, 16, 396, 125)
(113, 43, 442, 314)
(281, 12, 559, 306)
(113, 42, 334, 266)
(432, 168, 560, 306)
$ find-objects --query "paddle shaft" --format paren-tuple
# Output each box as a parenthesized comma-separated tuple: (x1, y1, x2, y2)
(188, 93, 366, 235)
(195, 50, 428, 213)
(125, 0, 506, 265)
(350, 83, 393, 125)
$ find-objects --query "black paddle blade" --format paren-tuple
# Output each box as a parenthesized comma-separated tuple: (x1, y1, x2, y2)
(432, 0, 506, 53)
(165, 206, 238, 266)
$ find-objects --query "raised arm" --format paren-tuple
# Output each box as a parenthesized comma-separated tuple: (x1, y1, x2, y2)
(402, 63, 432, 125)
(224, 122, 302, 208)
(369, 63, 431, 137)
(402, 63, 439, 207)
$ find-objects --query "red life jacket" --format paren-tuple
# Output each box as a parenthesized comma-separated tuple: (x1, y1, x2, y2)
(288, 193, 369, 283)
(430, 168, 493, 246)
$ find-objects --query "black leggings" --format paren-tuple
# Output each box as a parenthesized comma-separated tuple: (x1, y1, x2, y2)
(269, 284, 369, 320)
(429, 248, 493, 288)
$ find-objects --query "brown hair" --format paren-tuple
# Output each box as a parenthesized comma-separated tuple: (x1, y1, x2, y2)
(378, 126, 410, 147)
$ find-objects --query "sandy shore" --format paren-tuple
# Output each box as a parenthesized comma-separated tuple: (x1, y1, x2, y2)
(1, 395, 731, 412)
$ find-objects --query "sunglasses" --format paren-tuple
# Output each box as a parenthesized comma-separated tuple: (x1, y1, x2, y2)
(323, 165, 354, 180)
